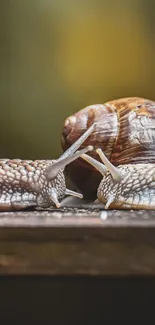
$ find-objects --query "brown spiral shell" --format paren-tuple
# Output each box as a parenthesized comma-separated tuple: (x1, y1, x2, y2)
(61, 97, 155, 199)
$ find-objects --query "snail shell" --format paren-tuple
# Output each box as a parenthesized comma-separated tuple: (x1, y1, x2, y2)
(61, 97, 155, 199)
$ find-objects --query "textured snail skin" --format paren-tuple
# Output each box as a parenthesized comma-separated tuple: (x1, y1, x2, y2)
(0, 159, 65, 211)
(97, 164, 155, 209)
(0, 123, 95, 211)
(62, 97, 155, 199)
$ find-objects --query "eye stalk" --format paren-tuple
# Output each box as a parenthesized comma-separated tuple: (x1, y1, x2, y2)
(80, 148, 123, 183)
(60, 122, 97, 160)
(96, 148, 122, 182)
(46, 145, 94, 180)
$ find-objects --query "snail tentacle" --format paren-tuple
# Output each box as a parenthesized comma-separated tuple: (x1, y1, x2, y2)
(96, 148, 122, 182)
(46, 145, 93, 180)
(65, 188, 83, 199)
(105, 194, 115, 209)
(50, 188, 61, 208)
(60, 123, 97, 160)
(80, 153, 107, 176)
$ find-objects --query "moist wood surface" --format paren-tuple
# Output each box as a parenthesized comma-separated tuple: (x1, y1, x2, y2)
(0, 208, 154, 275)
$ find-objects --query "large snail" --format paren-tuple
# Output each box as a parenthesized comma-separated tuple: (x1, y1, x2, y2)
(61, 97, 155, 209)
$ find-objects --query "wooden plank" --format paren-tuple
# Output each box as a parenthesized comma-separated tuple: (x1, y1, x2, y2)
(0, 209, 154, 275)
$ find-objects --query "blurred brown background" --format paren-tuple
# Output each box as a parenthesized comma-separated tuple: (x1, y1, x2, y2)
(0, 0, 155, 159)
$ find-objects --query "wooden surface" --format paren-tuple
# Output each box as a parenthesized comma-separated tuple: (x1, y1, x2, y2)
(0, 208, 155, 275)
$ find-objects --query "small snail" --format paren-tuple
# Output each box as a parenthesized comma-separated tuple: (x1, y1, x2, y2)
(61, 97, 155, 208)
(0, 124, 95, 211)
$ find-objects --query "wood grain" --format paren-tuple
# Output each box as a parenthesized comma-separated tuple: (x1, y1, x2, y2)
(0, 209, 154, 275)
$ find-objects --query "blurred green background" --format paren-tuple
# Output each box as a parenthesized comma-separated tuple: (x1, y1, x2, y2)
(0, 0, 155, 159)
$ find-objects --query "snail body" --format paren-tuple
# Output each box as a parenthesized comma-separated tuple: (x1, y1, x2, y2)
(98, 163, 155, 209)
(0, 125, 95, 211)
(81, 149, 155, 210)
(62, 97, 155, 200)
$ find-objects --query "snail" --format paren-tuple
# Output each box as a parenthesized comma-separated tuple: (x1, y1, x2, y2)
(61, 97, 155, 209)
(0, 124, 95, 211)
